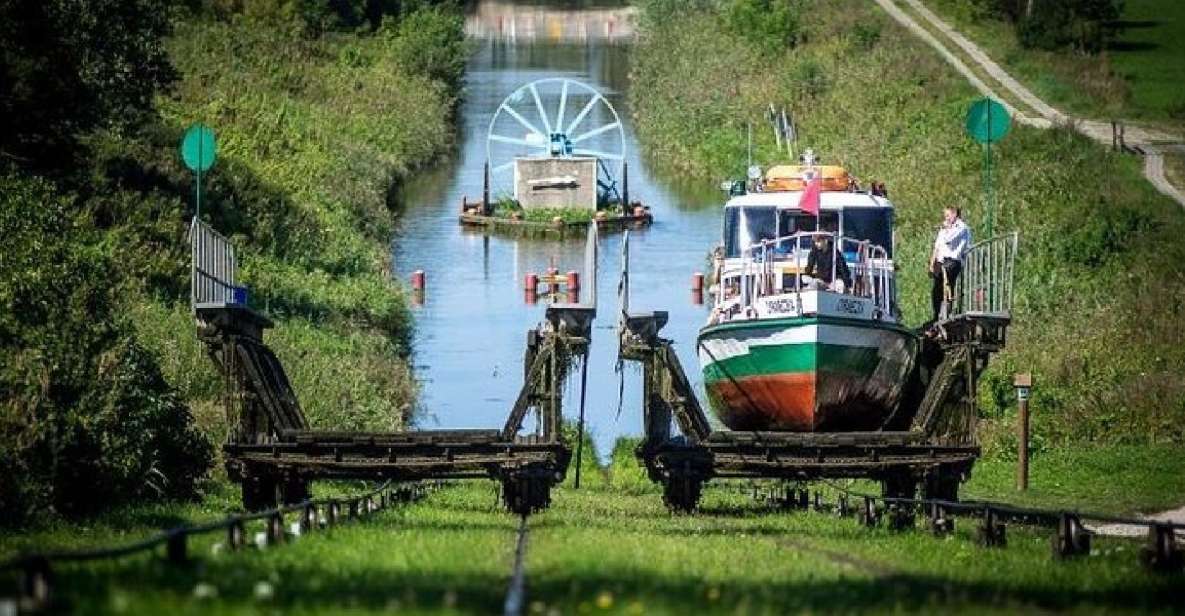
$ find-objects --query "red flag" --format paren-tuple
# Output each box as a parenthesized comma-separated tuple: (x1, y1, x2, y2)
(798, 176, 822, 216)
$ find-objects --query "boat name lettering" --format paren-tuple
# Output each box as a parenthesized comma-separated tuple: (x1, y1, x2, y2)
(836, 298, 864, 315)
(764, 298, 798, 314)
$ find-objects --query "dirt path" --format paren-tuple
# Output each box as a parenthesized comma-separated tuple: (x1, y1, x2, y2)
(874, 0, 1185, 209)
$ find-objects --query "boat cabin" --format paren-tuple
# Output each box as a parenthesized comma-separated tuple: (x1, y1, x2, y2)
(711, 164, 899, 325)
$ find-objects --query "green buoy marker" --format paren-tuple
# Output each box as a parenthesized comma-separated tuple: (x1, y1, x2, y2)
(180, 123, 218, 221)
(965, 98, 1010, 238)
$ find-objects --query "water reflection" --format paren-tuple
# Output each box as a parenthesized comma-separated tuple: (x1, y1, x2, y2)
(465, 1, 637, 45)
(393, 2, 723, 458)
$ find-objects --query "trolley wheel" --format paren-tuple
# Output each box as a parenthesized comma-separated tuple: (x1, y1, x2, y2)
(922, 466, 962, 503)
(242, 474, 279, 511)
(279, 476, 310, 505)
(502, 475, 552, 515)
(663, 474, 703, 513)
(881, 470, 917, 529)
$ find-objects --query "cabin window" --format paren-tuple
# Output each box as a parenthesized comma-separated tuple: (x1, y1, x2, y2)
(723, 206, 777, 257)
(773, 210, 840, 252)
(841, 207, 893, 256)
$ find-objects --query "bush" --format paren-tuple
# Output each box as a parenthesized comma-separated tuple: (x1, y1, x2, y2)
(0, 174, 213, 523)
(1015, 0, 1123, 53)
(387, 4, 468, 89)
(724, 0, 805, 56)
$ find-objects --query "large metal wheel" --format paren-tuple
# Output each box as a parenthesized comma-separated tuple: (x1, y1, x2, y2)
(502, 473, 552, 515)
(662, 472, 703, 514)
(486, 78, 626, 197)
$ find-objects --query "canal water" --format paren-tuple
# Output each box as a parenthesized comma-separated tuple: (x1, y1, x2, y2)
(393, 2, 722, 458)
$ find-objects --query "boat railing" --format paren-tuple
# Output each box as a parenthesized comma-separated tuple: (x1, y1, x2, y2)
(730, 231, 894, 318)
(953, 231, 1018, 320)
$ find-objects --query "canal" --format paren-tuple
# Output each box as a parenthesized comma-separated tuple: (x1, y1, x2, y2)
(392, 1, 722, 457)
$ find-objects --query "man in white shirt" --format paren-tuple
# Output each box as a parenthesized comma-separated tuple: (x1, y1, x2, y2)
(930, 207, 971, 321)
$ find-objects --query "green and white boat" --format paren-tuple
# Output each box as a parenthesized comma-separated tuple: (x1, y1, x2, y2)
(700, 160, 918, 432)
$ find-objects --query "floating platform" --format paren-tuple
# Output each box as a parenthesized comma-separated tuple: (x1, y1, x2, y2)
(458, 206, 653, 238)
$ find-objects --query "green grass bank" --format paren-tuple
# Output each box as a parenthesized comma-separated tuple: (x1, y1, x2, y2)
(0, 2, 467, 523)
(921, 0, 1185, 129)
(628, 0, 1185, 452)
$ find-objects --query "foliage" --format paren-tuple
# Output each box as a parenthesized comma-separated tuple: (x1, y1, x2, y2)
(1015, 0, 1123, 53)
(724, 0, 805, 56)
(630, 0, 1185, 447)
(0, 174, 213, 523)
(0, 0, 177, 172)
(0, 1, 467, 523)
(385, 4, 469, 88)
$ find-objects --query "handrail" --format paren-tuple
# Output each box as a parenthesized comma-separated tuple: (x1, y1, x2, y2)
(189, 217, 238, 311)
(721, 231, 895, 320)
(953, 232, 1018, 319)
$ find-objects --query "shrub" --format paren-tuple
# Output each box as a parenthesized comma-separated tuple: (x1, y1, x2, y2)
(386, 4, 468, 89)
(724, 0, 805, 56)
(0, 174, 213, 523)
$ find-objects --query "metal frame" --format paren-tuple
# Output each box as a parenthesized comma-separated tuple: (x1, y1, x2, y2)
(618, 228, 1016, 511)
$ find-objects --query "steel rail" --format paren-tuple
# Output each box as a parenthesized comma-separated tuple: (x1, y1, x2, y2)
(0, 480, 411, 571)
(503, 514, 531, 616)
(820, 480, 1185, 532)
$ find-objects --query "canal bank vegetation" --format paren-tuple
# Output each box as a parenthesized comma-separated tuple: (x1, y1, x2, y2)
(629, 0, 1185, 452)
(0, 0, 467, 523)
(921, 0, 1185, 128)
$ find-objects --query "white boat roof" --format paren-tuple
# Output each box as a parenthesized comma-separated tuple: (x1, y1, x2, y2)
(724, 191, 894, 210)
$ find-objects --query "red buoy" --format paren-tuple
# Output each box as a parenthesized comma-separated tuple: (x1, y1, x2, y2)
(525, 289, 537, 305)
(411, 270, 425, 291)
(566, 271, 580, 292)
(691, 272, 705, 291)
(525, 272, 539, 291)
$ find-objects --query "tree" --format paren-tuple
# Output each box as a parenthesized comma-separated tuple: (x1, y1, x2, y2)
(0, 0, 176, 172)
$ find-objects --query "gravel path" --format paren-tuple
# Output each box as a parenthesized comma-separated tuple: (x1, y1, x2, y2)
(1089, 505, 1185, 538)
(874, 0, 1185, 209)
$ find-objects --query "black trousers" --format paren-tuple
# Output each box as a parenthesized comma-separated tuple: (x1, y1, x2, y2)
(931, 259, 962, 321)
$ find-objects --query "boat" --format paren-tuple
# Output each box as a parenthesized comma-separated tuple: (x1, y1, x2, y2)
(699, 152, 916, 432)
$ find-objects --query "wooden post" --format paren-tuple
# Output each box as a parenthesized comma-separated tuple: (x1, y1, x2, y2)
(1014, 372, 1033, 491)
(622, 160, 630, 208)
(483, 161, 491, 215)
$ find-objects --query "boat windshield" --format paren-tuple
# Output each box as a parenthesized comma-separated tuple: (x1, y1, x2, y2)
(775, 210, 840, 253)
(842, 207, 893, 256)
(723, 206, 777, 257)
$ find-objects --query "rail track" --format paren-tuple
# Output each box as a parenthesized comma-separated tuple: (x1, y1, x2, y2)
(0, 481, 432, 611)
(503, 514, 531, 616)
(755, 480, 1184, 572)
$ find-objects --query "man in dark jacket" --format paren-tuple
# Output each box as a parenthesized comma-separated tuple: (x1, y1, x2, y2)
(805, 233, 851, 291)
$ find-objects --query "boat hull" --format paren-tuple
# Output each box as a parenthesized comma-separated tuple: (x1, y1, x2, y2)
(698, 317, 919, 432)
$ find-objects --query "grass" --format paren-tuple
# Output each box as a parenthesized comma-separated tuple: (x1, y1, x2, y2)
(964, 445, 1185, 515)
(629, 0, 1185, 447)
(922, 0, 1185, 129)
(893, 0, 1041, 119)
(123, 8, 467, 437)
(4, 443, 1183, 614)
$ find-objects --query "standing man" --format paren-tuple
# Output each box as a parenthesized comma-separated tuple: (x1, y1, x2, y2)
(930, 206, 971, 321)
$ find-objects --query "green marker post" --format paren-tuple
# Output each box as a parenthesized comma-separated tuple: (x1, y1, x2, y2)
(965, 98, 1010, 238)
(181, 123, 218, 221)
